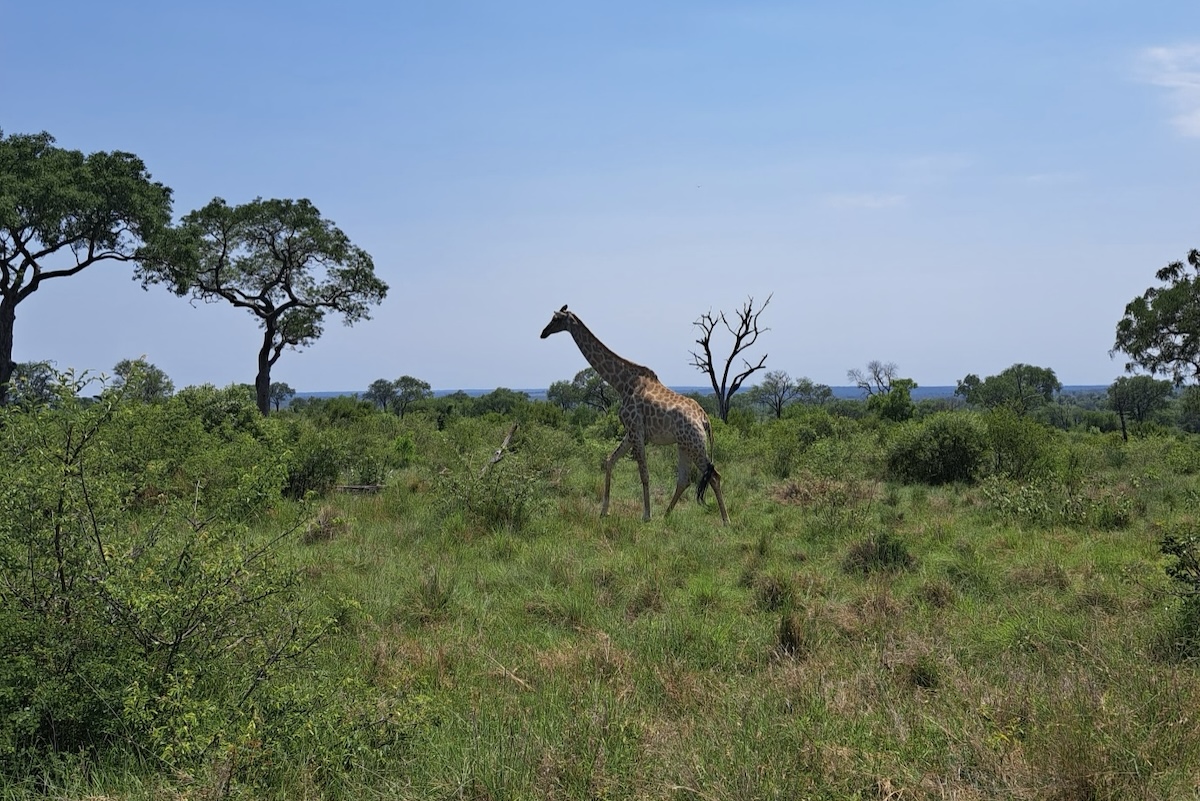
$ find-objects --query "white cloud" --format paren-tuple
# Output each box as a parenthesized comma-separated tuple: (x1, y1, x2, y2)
(1142, 44, 1200, 137)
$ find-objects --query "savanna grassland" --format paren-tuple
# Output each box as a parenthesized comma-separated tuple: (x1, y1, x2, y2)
(3, 381, 1200, 800)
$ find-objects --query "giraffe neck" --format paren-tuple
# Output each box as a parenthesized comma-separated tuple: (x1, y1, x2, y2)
(567, 317, 655, 396)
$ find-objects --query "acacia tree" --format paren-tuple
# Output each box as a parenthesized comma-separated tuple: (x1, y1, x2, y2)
(150, 198, 388, 415)
(364, 378, 397, 410)
(690, 295, 771, 422)
(1107, 375, 1173, 440)
(748, 370, 800, 419)
(1113, 250, 1200, 385)
(0, 131, 174, 404)
(955, 363, 1061, 415)
(269, 381, 295, 411)
(547, 367, 614, 412)
(392, 375, 432, 417)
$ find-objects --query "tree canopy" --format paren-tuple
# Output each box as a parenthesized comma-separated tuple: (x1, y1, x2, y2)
(747, 370, 807, 419)
(112, 357, 175, 403)
(547, 368, 615, 413)
(147, 197, 388, 415)
(955, 363, 1061, 415)
(364, 379, 397, 411)
(1107, 375, 1173, 439)
(0, 131, 174, 404)
(392, 375, 432, 417)
(867, 377, 917, 422)
(269, 381, 296, 411)
(1113, 250, 1200, 385)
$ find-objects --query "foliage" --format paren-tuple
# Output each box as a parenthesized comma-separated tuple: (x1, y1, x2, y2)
(1159, 526, 1200, 657)
(0, 374, 356, 783)
(6, 378, 1200, 798)
(1107, 375, 1173, 424)
(547, 367, 615, 414)
(1178, 385, 1200, 433)
(365, 378, 397, 410)
(867, 376, 917, 422)
(984, 406, 1054, 480)
(148, 197, 388, 414)
(982, 477, 1139, 530)
(392, 375, 433, 417)
(747, 371, 831, 419)
(746, 370, 801, 418)
(269, 381, 295, 411)
(0, 130, 175, 405)
(6, 361, 58, 407)
(886, 412, 987, 484)
(955, 363, 1062, 415)
(172, 382, 265, 439)
(1113, 249, 1200, 384)
(281, 425, 345, 499)
(473, 387, 532, 417)
(434, 421, 550, 532)
(112, 357, 174, 402)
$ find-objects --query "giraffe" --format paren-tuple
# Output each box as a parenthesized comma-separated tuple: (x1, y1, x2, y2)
(540, 305, 729, 525)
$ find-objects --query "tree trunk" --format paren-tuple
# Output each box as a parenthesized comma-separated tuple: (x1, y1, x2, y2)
(255, 330, 274, 416)
(0, 297, 17, 406)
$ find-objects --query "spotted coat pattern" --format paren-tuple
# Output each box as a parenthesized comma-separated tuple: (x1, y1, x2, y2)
(540, 305, 729, 524)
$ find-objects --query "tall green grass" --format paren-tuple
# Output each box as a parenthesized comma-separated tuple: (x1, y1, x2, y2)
(5, 406, 1200, 799)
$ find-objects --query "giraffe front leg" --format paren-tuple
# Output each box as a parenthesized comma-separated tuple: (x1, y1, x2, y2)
(632, 440, 651, 522)
(600, 435, 631, 517)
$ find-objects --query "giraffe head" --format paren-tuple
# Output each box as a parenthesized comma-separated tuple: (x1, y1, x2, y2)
(540, 304, 575, 339)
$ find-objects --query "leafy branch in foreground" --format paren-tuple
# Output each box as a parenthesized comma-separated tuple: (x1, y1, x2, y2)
(0, 373, 347, 777)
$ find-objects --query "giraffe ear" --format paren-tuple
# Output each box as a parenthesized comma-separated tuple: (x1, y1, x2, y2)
(559, 304, 568, 312)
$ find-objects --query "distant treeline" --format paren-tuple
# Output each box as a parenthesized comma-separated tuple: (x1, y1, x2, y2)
(294, 385, 1110, 404)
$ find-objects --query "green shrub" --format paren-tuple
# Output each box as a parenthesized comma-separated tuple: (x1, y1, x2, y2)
(886, 412, 987, 484)
(1158, 527, 1200, 658)
(985, 407, 1054, 480)
(282, 426, 345, 498)
(0, 383, 352, 778)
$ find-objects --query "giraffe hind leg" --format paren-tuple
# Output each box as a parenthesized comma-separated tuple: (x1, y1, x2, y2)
(664, 446, 691, 517)
(701, 462, 730, 525)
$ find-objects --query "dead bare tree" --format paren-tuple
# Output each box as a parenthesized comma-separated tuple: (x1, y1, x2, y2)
(690, 295, 771, 422)
(847, 360, 899, 397)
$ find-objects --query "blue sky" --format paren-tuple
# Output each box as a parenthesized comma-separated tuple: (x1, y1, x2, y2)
(5, 1, 1199, 391)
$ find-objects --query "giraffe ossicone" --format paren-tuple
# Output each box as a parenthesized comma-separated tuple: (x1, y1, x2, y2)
(540, 305, 729, 524)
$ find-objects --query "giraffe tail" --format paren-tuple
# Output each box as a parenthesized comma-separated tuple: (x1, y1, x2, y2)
(697, 462, 717, 505)
(698, 417, 717, 505)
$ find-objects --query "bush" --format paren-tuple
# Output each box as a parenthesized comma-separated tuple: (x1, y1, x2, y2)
(0, 382, 346, 778)
(1158, 527, 1200, 658)
(886, 412, 987, 485)
(281, 425, 345, 498)
(985, 407, 1054, 480)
